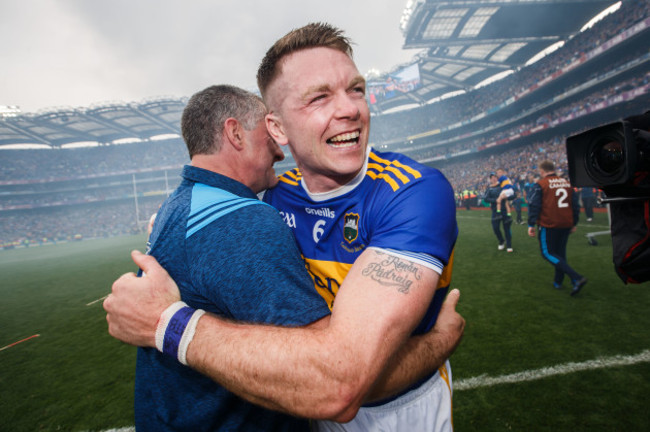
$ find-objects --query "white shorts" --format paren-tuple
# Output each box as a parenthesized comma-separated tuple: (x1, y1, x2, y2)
(312, 361, 453, 432)
(499, 188, 514, 199)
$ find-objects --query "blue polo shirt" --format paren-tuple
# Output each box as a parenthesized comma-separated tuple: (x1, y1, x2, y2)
(135, 165, 330, 431)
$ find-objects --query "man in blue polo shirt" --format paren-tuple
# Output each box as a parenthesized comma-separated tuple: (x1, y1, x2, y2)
(134, 84, 331, 431)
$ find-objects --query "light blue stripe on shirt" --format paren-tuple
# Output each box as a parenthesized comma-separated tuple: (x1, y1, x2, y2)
(186, 183, 270, 239)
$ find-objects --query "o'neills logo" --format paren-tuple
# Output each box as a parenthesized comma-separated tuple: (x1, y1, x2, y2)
(305, 207, 336, 218)
(344, 213, 359, 243)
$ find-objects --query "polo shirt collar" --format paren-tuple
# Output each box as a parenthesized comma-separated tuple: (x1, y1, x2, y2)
(181, 165, 258, 200)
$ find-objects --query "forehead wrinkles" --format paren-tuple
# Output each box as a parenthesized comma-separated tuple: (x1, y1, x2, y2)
(267, 49, 364, 114)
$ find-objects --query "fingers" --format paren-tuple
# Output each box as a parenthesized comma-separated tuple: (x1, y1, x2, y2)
(131, 249, 167, 277)
(131, 249, 182, 302)
(102, 293, 112, 313)
(110, 271, 137, 294)
(443, 288, 465, 329)
(103, 271, 135, 315)
(443, 288, 460, 309)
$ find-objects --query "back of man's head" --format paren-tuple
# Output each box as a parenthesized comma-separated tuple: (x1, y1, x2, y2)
(256, 22, 354, 100)
(539, 160, 555, 173)
(181, 85, 266, 158)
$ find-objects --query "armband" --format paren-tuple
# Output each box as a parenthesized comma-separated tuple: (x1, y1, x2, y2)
(155, 301, 206, 365)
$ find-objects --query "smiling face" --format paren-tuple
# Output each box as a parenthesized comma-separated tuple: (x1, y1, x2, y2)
(265, 47, 370, 193)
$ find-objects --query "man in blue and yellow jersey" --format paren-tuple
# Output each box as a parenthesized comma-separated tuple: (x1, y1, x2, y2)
(105, 23, 462, 432)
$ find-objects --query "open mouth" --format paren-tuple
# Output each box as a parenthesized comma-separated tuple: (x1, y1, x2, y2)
(326, 130, 360, 148)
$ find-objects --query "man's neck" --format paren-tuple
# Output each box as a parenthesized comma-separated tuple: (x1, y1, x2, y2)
(191, 155, 242, 186)
(299, 146, 370, 196)
(301, 171, 360, 194)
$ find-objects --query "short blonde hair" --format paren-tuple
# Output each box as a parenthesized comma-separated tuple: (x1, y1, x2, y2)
(256, 22, 354, 101)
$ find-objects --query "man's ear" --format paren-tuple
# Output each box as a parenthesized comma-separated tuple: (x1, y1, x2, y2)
(224, 118, 244, 150)
(265, 113, 288, 146)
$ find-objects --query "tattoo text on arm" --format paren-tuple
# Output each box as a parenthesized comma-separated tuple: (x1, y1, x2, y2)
(361, 251, 421, 294)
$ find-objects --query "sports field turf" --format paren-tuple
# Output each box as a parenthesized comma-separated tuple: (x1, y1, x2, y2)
(1, 208, 649, 431)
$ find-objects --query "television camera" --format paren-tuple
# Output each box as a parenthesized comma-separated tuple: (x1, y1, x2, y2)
(566, 110, 650, 284)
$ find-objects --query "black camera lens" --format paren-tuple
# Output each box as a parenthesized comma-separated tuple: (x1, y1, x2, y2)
(594, 139, 624, 174)
(589, 131, 625, 177)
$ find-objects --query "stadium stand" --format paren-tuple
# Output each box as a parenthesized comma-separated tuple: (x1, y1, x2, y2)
(1, 0, 648, 249)
(0, 139, 187, 248)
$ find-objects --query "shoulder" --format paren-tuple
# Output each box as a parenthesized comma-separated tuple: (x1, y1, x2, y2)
(530, 182, 543, 197)
(367, 152, 456, 230)
(185, 182, 280, 238)
(265, 169, 305, 205)
(367, 150, 452, 197)
(228, 197, 283, 227)
(274, 168, 303, 190)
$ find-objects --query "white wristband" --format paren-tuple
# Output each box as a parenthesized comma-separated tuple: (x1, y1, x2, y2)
(178, 309, 205, 366)
(154, 301, 205, 365)
(155, 301, 188, 352)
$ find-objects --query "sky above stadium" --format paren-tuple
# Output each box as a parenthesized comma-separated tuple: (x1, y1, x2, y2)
(2, 0, 420, 114)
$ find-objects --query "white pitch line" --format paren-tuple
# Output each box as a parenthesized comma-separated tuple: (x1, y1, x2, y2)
(455, 349, 650, 391)
(86, 294, 109, 306)
(92, 428, 134, 432)
(455, 214, 609, 229)
(96, 350, 650, 432)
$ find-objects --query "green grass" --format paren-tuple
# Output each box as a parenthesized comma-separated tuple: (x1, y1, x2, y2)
(1, 210, 649, 431)
(451, 209, 650, 430)
(0, 236, 146, 431)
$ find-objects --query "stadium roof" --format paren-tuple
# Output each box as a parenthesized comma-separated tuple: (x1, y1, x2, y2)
(0, 98, 186, 149)
(0, 0, 621, 147)
(372, 0, 619, 112)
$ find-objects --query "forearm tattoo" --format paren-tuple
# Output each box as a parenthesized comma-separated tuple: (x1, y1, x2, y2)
(361, 251, 421, 294)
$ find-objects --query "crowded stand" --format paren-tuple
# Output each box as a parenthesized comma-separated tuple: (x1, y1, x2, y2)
(369, 0, 648, 145)
(0, 138, 188, 182)
(0, 139, 186, 248)
(1, 0, 648, 249)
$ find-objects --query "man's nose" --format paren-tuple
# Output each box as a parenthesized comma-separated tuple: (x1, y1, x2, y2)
(334, 93, 361, 120)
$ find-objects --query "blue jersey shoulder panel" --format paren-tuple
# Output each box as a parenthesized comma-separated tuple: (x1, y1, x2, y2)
(187, 183, 271, 239)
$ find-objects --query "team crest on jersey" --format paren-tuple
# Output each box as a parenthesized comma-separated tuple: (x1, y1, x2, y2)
(343, 213, 359, 243)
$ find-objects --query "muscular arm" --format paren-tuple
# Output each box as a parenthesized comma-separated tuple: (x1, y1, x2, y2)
(106, 250, 463, 421)
(186, 248, 440, 421)
(188, 285, 463, 413)
(364, 288, 463, 402)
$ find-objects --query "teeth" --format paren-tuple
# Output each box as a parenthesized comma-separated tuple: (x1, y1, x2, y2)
(329, 141, 357, 148)
(329, 131, 360, 143)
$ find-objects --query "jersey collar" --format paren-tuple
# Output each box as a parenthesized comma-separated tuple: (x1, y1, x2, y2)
(300, 146, 371, 202)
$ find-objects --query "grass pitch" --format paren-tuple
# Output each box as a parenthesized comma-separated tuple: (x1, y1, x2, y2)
(0, 236, 143, 431)
(1, 209, 649, 431)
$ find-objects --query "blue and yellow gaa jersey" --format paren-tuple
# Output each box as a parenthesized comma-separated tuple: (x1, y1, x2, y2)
(264, 148, 458, 334)
(498, 175, 514, 190)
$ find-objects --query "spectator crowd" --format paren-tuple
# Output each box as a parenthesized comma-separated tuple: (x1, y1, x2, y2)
(1, 0, 648, 249)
